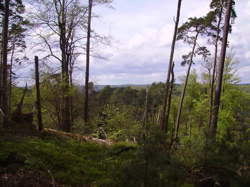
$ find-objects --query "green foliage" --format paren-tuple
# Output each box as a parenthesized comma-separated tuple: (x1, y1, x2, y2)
(0, 132, 135, 186)
(10, 86, 34, 114)
(94, 104, 140, 141)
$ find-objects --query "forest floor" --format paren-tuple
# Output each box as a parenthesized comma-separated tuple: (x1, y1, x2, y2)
(0, 127, 136, 186)
(1, 126, 249, 186)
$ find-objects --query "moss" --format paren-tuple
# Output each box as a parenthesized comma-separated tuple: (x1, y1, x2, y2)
(0, 132, 136, 186)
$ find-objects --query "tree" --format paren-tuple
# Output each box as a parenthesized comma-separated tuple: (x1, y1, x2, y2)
(31, 0, 89, 131)
(83, 0, 112, 123)
(84, 0, 93, 124)
(210, 0, 235, 138)
(0, 0, 27, 116)
(31, 0, 112, 130)
(206, 0, 236, 127)
(8, 1, 28, 115)
(174, 17, 211, 140)
(161, 0, 182, 132)
(1, 0, 10, 127)
(35, 56, 43, 131)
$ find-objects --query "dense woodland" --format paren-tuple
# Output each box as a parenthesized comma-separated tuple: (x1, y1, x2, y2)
(0, 0, 250, 186)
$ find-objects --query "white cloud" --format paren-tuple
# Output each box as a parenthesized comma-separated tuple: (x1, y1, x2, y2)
(22, 0, 250, 85)
(88, 0, 250, 84)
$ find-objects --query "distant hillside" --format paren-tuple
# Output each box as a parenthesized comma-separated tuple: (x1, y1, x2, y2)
(75, 83, 250, 92)
(94, 84, 150, 91)
(236, 84, 250, 93)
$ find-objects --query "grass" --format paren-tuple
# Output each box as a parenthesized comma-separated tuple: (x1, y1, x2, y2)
(0, 129, 137, 186)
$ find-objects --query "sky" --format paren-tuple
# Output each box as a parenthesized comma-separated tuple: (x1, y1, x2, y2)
(78, 0, 250, 85)
(18, 0, 250, 86)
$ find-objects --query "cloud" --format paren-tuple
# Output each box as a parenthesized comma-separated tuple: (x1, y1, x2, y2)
(22, 0, 250, 85)
(87, 0, 250, 85)
(229, 1, 250, 83)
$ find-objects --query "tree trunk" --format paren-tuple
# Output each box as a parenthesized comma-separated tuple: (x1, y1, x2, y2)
(161, 0, 182, 132)
(210, 0, 233, 137)
(84, 0, 93, 124)
(68, 32, 75, 126)
(174, 31, 199, 140)
(1, 0, 10, 127)
(8, 43, 15, 115)
(166, 63, 175, 128)
(59, 0, 71, 132)
(35, 56, 43, 132)
(143, 88, 149, 127)
(0, 49, 2, 109)
(209, 7, 223, 127)
(69, 66, 74, 126)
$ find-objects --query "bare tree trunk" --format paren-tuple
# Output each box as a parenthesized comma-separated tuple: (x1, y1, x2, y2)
(0, 47, 3, 109)
(209, 7, 223, 127)
(174, 32, 199, 140)
(63, 58, 71, 132)
(1, 0, 10, 127)
(59, 0, 71, 132)
(84, 0, 93, 124)
(210, 0, 233, 137)
(68, 32, 76, 126)
(8, 43, 15, 115)
(165, 63, 175, 129)
(69, 67, 74, 126)
(35, 56, 43, 132)
(161, 0, 182, 132)
(143, 88, 149, 127)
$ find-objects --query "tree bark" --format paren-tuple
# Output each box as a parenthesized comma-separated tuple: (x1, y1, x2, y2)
(210, 0, 233, 137)
(84, 0, 93, 124)
(174, 31, 199, 140)
(1, 0, 10, 127)
(143, 88, 149, 127)
(166, 63, 175, 128)
(8, 42, 15, 115)
(161, 0, 182, 132)
(35, 56, 43, 132)
(69, 65, 74, 127)
(0, 50, 2, 109)
(58, 0, 71, 132)
(68, 34, 75, 127)
(209, 7, 223, 127)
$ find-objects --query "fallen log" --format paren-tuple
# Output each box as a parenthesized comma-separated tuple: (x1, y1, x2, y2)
(43, 128, 113, 146)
